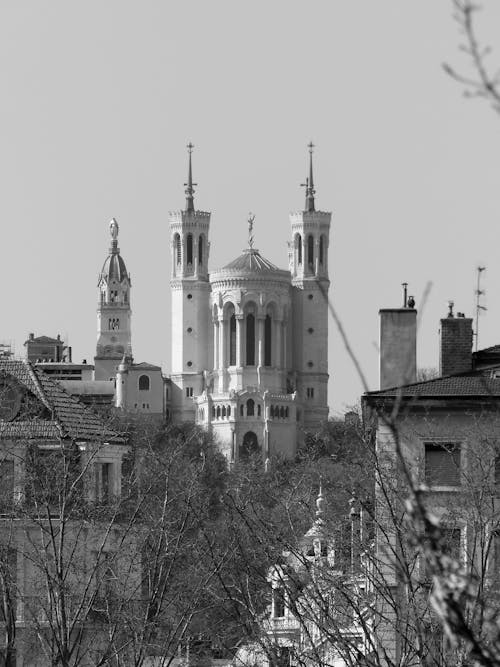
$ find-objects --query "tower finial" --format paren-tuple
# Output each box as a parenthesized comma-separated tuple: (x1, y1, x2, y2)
(184, 142, 197, 213)
(316, 479, 325, 519)
(301, 142, 316, 213)
(109, 218, 119, 253)
(247, 213, 255, 249)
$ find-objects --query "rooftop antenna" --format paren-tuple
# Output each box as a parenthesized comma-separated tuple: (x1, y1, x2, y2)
(475, 266, 486, 352)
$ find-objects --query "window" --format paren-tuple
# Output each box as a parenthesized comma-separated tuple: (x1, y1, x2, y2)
(257, 404, 261, 417)
(138, 374, 150, 391)
(240, 405, 244, 417)
(186, 387, 193, 398)
(319, 235, 324, 264)
(272, 587, 285, 618)
(306, 387, 314, 399)
(222, 405, 226, 418)
(246, 314, 255, 365)
(425, 442, 461, 487)
(186, 233, 193, 265)
(264, 315, 272, 366)
(296, 233, 302, 265)
(94, 462, 112, 503)
(229, 314, 236, 365)
(0, 460, 14, 510)
(246, 399, 255, 417)
(174, 233, 181, 264)
(307, 234, 314, 266)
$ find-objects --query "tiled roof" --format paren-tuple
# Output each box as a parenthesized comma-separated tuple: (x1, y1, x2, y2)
(366, 374, 500, 400)
(0, 360, 124, 443)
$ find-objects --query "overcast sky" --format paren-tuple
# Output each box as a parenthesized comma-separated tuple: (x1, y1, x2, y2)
(2, 1, 500, 415)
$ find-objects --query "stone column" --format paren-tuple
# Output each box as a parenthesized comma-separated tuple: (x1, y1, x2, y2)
(218, 315, 225, 393)
(236, 316, 243, 367)
(257, 317, 265, 367)
(218, 316, 225, 370)
(213, 319, 219, 371)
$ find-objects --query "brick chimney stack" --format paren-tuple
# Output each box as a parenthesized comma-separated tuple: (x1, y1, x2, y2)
(440, 306, 473, 376)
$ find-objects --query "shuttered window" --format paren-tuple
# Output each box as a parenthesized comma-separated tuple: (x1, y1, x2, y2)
(425, 442, 461, 486)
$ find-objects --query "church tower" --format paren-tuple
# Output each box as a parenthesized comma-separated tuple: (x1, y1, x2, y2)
(290, 143, 331, 430)
(94, 218, 132, 381)
(169, 144, 212, 422)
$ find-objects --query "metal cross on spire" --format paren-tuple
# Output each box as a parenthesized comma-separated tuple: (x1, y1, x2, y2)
(301, 141, 316, 213)
(184, 142, 197, 213)
(247, 213, 255, 249)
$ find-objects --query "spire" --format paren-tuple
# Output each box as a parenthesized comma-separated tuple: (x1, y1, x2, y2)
(301, 141, 316, 212)
(184, 142, 197, 213)
(109, 218, 119, 254)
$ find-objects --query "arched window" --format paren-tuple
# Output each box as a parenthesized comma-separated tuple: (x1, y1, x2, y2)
(239, 431, 259, 461)
(246, 314, 255, 365)
(246, 399, 255, 417)
(198, 235, 203, 266)
(174, 234, 181, 264)
(186, 234, 193, 265)
(296, 233, 302, 265)
(216, 405, 221, 419)
(280, 406, 285, 419)
(240, 404, 244, 417)
(270, 405, 274, 418)
(212, 406, 216, 419)
(264, 315, 272, 366)
(285, 406, 289, 418)
(257, 404, 261, 417)
(307, 235, 314, 266)
(222, 405, 226, 418)
(319, 235, 324, 265)
(138, 375, 150, 391)
(229, 314, 236, 365)
(227, 405, 231, 417)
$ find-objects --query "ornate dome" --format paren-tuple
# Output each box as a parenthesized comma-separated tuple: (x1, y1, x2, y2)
(99, 218, 130, 284)
(211, 248, 290, 283)
(223, 248, 280, 274)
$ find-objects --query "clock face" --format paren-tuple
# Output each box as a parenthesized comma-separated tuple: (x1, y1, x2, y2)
(0, 378, 22, 421)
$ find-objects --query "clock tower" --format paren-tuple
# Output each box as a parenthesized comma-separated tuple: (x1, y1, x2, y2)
(94, 219, 132, 381)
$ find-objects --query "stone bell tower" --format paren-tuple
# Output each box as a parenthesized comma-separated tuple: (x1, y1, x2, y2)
(290, 143, 331, 429)
(169, 144, 212, 422)
(94, 218, 132, 381)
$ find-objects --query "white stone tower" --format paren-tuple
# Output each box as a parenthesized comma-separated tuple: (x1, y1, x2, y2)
(170, 144, 212, 422)
(290, 143, 331, 429)
(95, 219, 132, 381)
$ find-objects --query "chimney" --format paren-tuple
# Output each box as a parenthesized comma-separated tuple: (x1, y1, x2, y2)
(379, 305, 417, 390)
(440, 305, 473, 376)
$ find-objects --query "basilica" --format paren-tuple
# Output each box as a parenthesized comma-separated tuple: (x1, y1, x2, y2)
(43, 145, 332, 463)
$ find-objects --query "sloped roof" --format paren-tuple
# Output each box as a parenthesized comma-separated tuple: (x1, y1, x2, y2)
(0, 360, 123, 442)
(132, 362, 162, 371)
(366, 373, 500, 400)
(223, 248, 281, 273)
